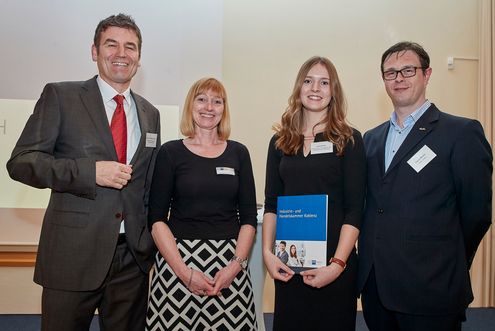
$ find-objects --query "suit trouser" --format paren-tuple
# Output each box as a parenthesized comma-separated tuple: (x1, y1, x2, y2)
(361, 267, 462, 331)
(41, 239, 149, 331)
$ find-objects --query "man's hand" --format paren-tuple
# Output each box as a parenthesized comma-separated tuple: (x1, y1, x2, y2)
(96, 161, 132, 189)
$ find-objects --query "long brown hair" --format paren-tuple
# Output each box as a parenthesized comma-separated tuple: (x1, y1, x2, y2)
(274, 56, 353, 155)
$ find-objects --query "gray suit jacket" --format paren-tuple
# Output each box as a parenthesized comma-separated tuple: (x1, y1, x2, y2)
(7, 76, 161, 291)
(277, 250, 289, 264)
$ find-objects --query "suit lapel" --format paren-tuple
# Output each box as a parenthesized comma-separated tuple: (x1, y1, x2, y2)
(375, 123, 389, 178)
(130, 91, 151, 165)
(385, 105, 440, 176)
(80, 77, 117, 159)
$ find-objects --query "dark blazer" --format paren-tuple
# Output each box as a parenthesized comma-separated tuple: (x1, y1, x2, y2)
(358, 104, 492, 315)
(7, 76, 160, 291)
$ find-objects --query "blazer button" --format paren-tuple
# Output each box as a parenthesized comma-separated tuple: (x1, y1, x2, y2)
(115, 213, 122, 219)
(377, 209, 384, 214)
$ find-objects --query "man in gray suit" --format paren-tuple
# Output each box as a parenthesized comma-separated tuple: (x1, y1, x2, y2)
(276, 240, 289, 264)
(7, 14, 160, 331)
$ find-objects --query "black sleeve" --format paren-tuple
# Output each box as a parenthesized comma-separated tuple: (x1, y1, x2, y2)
(342, 129, 367, 229)
(147, 143, 175, 228)
(264, 135, 284, 214)
(237, 143, 258, 228)
(451, 120, 493, 268)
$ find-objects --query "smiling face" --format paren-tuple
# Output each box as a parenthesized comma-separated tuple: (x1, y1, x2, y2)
(300, 63, 332, 113)
(91, 26, 141, 93)
(192, 89, 225, 132)
(382, 50, 431, 114)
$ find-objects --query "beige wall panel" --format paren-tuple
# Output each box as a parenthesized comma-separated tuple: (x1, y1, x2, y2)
(223, 0, 479, 202)
(223, 0, 480, 312)
(0, 267, 41, 313)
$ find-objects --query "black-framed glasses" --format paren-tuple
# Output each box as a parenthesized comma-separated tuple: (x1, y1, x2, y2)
(382, 66, 426, 81)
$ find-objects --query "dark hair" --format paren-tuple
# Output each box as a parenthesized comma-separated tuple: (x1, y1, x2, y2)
(381, 41, 430, 73)
(290, 244, 298, 258)
(93, 14, 142, 56)
(280, 241, 287, 246)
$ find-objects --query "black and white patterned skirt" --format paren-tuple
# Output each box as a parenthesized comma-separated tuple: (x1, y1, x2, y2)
(146, 239, 258, 331)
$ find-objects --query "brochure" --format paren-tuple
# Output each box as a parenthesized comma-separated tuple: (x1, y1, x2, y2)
(275, 194, 328, 273)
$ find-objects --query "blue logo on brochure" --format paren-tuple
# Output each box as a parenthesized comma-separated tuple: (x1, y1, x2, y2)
(276, 194, 327, 240)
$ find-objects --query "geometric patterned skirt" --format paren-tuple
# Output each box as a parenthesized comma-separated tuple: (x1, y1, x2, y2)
(146, 239, 258, 331)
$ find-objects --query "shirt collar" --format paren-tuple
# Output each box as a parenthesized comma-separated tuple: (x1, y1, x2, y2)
(389, 100, 431, 129)
(96, 76, 131, 106)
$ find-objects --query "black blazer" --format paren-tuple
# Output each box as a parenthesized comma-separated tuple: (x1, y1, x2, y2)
(358, 104, 492, 315)
(7, 77, 161, 291)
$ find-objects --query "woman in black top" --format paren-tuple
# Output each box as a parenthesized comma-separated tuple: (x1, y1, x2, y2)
(146, 78, 258, 330)
(262, 56, 366, 330)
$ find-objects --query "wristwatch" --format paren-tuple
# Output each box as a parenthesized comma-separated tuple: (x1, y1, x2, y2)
(230, 255, 248, 270)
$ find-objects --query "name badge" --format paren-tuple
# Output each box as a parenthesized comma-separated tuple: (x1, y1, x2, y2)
(311, 141, 333, 155)
(216, 167, 235, 176)
(145, 133, 158, 148)
(407, 145, 436, 173)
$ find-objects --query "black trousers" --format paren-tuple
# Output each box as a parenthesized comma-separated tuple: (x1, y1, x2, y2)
(361, 267, 462, 331)
(41, 240, 149, 331)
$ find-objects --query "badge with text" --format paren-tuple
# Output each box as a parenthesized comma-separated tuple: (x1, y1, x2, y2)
(311, 141, 333, 155)
(145, 133, 158, 148)
(216, 167, 235, 175)
(407, 145, 437, 173)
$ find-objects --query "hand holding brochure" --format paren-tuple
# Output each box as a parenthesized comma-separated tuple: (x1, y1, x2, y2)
(275, 194, 328, 273)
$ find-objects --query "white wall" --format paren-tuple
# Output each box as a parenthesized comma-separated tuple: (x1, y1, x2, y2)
(0, 0, 223, 105)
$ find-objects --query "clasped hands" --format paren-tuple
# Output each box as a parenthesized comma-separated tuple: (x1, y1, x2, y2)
(186, 262, 242, 297)
(96, 161, 132, 189)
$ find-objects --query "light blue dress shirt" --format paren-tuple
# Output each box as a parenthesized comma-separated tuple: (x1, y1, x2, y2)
(384, 100, 431, 171)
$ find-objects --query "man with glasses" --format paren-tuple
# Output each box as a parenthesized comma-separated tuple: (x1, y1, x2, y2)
(357, 41, 492, 331)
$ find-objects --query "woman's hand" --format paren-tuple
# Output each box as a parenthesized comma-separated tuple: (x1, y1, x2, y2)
(263, 251, 294, 282)
(185, 268, 215, 296)
(300, 263, 343, 288)
(211, 262, 241, 296)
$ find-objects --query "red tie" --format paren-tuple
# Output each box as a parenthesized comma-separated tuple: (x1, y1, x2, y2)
(111, 95, 127, 164)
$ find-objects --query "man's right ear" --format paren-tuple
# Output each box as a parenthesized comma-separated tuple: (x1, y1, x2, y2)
(91, 44, 98, 62)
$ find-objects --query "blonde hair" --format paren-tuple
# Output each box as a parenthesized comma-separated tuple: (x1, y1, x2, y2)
(274, 56, 353, 155)
(180, 77, 231, 140)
